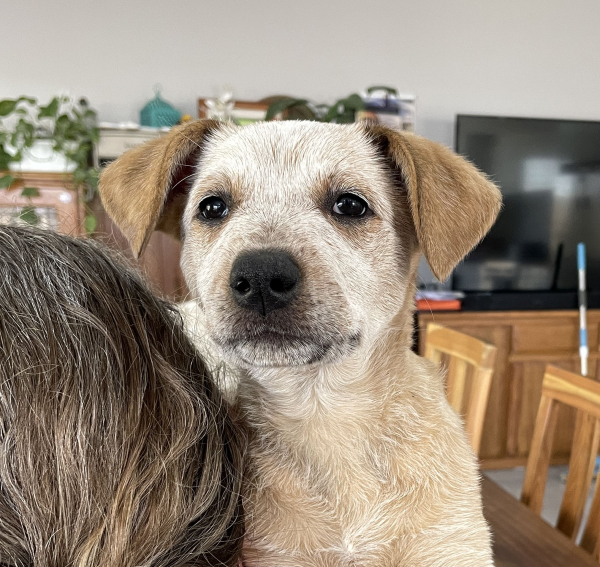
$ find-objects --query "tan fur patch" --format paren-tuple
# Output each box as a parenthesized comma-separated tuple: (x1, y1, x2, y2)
(365, 125, 502, 281)
(99, 120, 227, 257)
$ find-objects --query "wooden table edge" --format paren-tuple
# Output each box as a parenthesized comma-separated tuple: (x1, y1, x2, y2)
(481, 476, 598, 566)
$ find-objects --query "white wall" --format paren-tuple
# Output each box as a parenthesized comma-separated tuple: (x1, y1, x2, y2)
(3, 0, 600, 147)
(3, 0, 599, 285)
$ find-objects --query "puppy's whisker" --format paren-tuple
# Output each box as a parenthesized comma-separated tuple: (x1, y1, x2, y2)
(170, 171, 199, 191)
(181, 133, 204, 149)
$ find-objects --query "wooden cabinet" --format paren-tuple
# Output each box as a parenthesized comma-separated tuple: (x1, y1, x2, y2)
(418, 310, 600, 469)
(93, 203, 188, 301)
(0, 172, 187, 301)
(0, 172, 85, 235)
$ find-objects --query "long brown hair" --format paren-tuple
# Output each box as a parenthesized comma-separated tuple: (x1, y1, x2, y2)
(0, 225, 245, 567)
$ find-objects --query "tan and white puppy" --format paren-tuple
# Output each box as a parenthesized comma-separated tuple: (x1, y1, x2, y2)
(100, 119, 501, 567)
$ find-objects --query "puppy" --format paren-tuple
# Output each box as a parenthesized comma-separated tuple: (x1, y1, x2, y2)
(100, 119, 501, 566)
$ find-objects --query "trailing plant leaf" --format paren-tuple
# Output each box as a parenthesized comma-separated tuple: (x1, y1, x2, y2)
(38, 97, 60, 119)
(0, 147, 12, 170)
(0, 100, 18, 117)
(0, 96, 36, 117)
(0, 174, 15, 189)
(85, 168, 100, 192)
(72, 168, 87, 183)
(11, 118, 35, 148)
(19, 206, 39, 225)
(84, 214, 97, 234)
(21, 187, 40, 198)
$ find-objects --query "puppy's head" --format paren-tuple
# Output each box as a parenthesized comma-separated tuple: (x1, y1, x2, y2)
(100, 120, 500, 368)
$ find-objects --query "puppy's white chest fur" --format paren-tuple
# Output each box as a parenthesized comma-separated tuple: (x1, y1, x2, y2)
(239, 344, 493, 567)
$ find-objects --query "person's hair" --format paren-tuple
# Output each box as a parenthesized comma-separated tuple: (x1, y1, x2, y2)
(0, 225, 245, 567)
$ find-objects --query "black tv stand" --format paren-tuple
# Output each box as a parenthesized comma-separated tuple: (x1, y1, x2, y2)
(460, 290, 600, 311)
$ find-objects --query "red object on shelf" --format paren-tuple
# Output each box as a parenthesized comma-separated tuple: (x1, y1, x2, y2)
(417, 299, 462, 311)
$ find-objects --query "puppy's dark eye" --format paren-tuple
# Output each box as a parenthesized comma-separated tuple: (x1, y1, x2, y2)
(199, 196, 228, 220)
(332, 193, 369, 217)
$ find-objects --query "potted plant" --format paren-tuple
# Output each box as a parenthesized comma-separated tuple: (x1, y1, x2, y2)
(0, 95, 100, 231)
(263, 93, 365, 123)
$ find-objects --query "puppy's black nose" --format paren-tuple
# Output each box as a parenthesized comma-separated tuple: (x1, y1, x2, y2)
(230, 250, 300, 316)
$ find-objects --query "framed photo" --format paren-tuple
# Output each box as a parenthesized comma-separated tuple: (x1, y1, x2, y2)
(197, 99, 270, 126)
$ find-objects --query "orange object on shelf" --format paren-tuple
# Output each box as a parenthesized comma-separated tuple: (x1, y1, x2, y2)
(417, 299, 462, 311)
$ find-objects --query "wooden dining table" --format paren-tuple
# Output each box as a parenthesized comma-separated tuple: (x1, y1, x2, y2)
(481, 476, 598, 566)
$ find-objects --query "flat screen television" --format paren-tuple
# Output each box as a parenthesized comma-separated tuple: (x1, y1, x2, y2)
(454, 115, 600, 294)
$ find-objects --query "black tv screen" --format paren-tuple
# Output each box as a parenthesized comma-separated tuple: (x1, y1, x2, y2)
(454, 115, 600, 292)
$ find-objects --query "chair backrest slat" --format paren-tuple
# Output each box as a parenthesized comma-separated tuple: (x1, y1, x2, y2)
(522, 365, 600, 560)
(556, 412, 600, 540)
(581, 477, 600, 560)
(521, 395, 559, 515)
(424, 340, 443, 365)
(447, 356, 468, 412)
(424, 323, 497, 455)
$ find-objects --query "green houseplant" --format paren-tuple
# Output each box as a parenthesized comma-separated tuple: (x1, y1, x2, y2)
(263, 93, 365, 123)
(0, 95, 100, 231)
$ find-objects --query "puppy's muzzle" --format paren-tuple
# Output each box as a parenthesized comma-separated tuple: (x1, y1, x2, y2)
(230, 250, 300, 316)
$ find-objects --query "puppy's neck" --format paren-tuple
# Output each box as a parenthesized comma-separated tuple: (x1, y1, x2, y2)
(238, 309, 414, 454)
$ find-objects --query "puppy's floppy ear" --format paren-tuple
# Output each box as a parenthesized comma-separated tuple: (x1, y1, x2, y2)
(365, 125, 501, 281)
(99, 119, 225, 258)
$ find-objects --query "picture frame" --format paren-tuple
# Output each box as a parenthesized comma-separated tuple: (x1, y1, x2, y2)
(197, 99, 270, 126)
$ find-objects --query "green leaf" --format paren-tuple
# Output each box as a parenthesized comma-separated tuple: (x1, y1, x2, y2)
(343, 94, 364, 111)
(72, 144, 92, 166)
(0, 147, 13, 170)
(85, 168, 100, 190)
(12, 118, 35, 148)
(83, 108, 97, 122)
(89, 127, 100, 144)
(265, 98, 308, 121)
(38, 97, 60, 118)
(321, 95, 363, 123)
(21, 186, 40, 198)
(55, 113, 70, 130)
(72, 168, 87, 183)
(0, 96, 36, 117)
(84, 214, 97, 234)
(323, 104, 340, 122)
(336, 111, 356, 124)
(0, 174, 16, 189)
(19, 206, 39, 225)
(0, 99, 18, 117)
(17, 96, 37, 105)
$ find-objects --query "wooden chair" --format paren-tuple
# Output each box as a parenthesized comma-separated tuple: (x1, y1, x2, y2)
(424, 323, 497, 455)
(521, 365, 600, 559)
